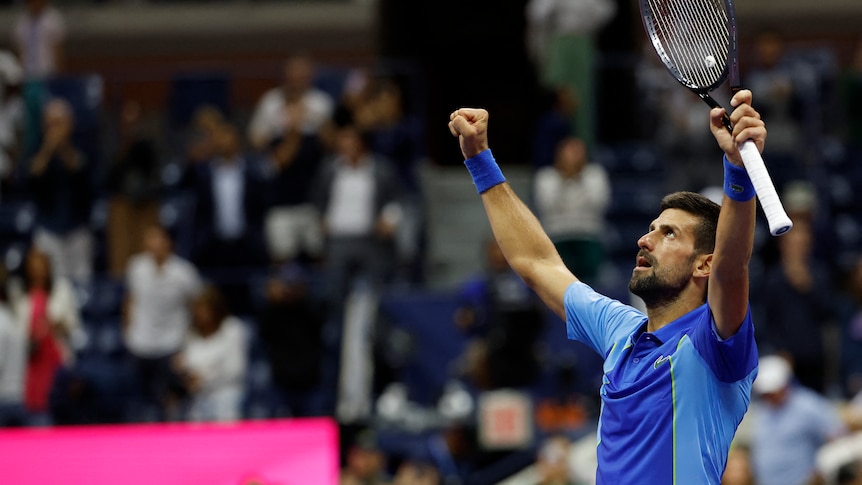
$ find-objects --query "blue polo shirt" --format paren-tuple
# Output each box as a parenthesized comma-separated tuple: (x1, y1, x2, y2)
(565, 282, 758, 484)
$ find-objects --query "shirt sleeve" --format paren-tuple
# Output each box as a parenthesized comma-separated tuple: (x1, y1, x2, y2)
(690, 304, 759, 383)
(564, 281, 645, 357)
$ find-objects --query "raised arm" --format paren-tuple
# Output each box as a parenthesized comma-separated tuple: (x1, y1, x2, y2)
(449, 108, 576, 319)
(707, 90, 764, 339)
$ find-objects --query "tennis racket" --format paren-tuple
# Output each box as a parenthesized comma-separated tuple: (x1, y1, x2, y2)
(639, 0, 793, 236)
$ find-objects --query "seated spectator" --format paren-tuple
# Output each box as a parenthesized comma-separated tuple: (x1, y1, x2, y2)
(533, 136, 610, 285)
(8, 246, 83, 426)
(534, 434, 581, 485)
(173, 284, 248, 423)
(453, 237, 545, 391)
(256, 262, 325, 418)
(340, 428, 390, 485)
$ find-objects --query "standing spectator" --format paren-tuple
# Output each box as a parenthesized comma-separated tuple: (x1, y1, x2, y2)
(123, 223, 202, 421)
(747, 354, 847, 485)
(256, 262, 325, 418)
(105, 99, 162, 279)
(190, 120, 268, 270)
(10, 0, 65, 82)
(0, 265, 28, 427)
(173, 285, 248, 423)
(353, 77, 428, 284)
(311, 114, 403, 422)
(189, 120, 268, 314)
(25, 97, 95, 285)
(533, 136, 610, 285)
(247, 51, 335, 153)
(525, 0, 616, 150)
(260, 98, 326, 266)
(8, 246, 82, 426)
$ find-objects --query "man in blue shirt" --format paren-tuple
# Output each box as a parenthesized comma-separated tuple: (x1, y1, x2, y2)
(447, 89, 766, 483)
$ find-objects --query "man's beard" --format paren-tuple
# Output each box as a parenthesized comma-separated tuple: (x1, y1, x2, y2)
(628, 254, 694, 309)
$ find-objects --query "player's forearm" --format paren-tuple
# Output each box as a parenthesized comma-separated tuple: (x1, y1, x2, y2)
(481, 183, 565, 286)
(710, 196, 756, 337)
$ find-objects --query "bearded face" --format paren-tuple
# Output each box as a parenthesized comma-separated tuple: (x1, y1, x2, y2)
(628, 249, 697, 309)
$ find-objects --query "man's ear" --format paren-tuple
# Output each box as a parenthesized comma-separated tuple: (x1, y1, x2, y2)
(693, 253, 712, 279)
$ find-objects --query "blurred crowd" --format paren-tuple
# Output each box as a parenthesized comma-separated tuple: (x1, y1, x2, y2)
(2, 0, 862, 484)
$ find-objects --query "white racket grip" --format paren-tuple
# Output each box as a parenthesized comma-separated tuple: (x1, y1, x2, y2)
(738, 140, 793, 236)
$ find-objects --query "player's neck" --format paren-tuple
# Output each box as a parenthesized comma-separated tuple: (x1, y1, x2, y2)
(645, 294, 703, 333)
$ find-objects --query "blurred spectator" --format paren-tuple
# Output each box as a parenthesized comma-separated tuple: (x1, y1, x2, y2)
(533, 136, 610, 285)
(0, 264, 28, 427)
(190, 120, 268, 271)
(747, 355, 847, 485)
(183, 104, 226, 167)
(8, 246, 82, 426)
(838, 459, 862, 485)
(25, 97, 95, 285)
(756, 215, 836, 394)
(256, 262, 325, 418)
(391, 459, 441, 485)
(105, 99, 162, 279)
(0, 50, 24, 199)
(10, 0, 66, 82)
(525, 0, 616, 150)
(839, 253, 862, 399)
(531, 84, 578, 170)
(534, 434, 582, 485)
(355, 77, 427, 284)
(247, 51, 335, 153)
(122, 223, 202, 421)
(340, 429, 390, 485)
(310, 114, 404, 422)
(722, 445, 756, 485)
(259, 97, 326, 266)
(744, 31, 811, 186)
(452, 237, 545, 391)
(172, 284, 248, 422)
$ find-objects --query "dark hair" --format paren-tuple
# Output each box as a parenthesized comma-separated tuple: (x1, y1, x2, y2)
(660, 191, 721, 255)
(193, 284, 230, 326)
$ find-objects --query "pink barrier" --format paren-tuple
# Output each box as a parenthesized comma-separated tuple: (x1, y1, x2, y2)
(0, 418, 339, 485)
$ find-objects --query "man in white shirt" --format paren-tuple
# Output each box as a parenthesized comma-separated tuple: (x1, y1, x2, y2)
(247, 52, 335, 152)
(123, 224, 202, 421)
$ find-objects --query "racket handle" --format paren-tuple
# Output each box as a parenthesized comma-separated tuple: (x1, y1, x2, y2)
(737, 140, 793, 236)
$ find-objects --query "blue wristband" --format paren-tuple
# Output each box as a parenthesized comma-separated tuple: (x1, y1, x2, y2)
(464, 149, 505, 194)
(723, 155, 755, 202)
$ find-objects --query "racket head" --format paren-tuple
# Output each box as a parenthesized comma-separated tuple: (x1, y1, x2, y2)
(639, 0, 739, 92)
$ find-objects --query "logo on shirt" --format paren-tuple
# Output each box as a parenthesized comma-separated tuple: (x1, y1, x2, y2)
(653, 355, 671, 369)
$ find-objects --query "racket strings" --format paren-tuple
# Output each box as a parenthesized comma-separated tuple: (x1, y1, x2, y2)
(646, 0, 729, 89)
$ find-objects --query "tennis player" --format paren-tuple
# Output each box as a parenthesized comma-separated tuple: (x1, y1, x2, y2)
(448, 89, 765, 483)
